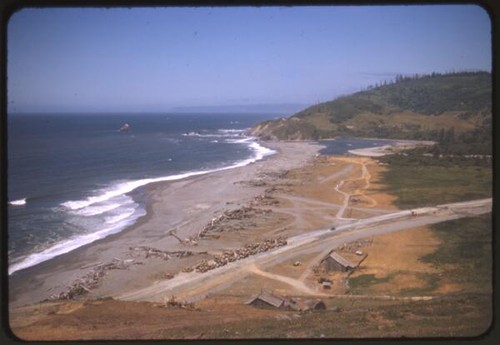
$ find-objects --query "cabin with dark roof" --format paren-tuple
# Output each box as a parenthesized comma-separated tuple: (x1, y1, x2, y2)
(321, 251, 357, 272)
(245, 291, 287, 309)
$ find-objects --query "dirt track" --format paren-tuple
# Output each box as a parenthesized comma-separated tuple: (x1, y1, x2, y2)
(115, 154, 492, 302)
(114, 154, 491, 303)
(9, 152, 492, 340)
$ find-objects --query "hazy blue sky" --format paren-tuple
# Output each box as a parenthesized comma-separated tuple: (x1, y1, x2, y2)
(8, 5, 491, 113)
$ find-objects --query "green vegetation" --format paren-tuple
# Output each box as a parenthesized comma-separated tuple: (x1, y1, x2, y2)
(296, 72, 490, 122)
(373, 152, 492, 296)
(263, 119, 318, 141)
(378, 149, 492, 209)
(393, 214, 492, 296)
(297, 95, 384, 124)
(423, 214, 492, 292)
(435, 115, 492, 155)
(361, 72, 491, 115)
(159, 295, 492, 338)
(251, 71, 492, 154)
(398, 273, 442, 296)
(348, 273, 393, 292)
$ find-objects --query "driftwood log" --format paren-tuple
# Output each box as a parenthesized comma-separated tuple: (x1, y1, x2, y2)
(197, 206, 273, 239)
(129, 246, 193, 260)
(50, 258, 142, 300)
(186, 237, 287, 273)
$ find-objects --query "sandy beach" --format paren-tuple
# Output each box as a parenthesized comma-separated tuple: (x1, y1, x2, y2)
(8, 138, 492, 340)
(6, 138, 440, 308)
(9, 141, 324, 308)
(348, 139, 435, 157)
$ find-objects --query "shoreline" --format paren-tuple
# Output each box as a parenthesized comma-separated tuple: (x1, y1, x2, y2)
(348, 139, 435, 157)
(8, 137, 433, 307)
(9, 138, 492, 339)
(8, 138, 276, 276)
(9, 141, 324, 308)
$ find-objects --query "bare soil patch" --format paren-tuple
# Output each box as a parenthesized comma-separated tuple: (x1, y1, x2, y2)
(348, 226, 441, 294)
(10, 294, 491, 340)
(9, 146, 490, 340)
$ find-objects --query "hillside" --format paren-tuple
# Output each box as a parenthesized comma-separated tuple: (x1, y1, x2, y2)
(251, 72, 491, 147)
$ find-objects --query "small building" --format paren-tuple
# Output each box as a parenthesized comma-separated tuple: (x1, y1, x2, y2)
(245, 291, 287, 309)
(321, 252, 357, 272)
(308, 300, 327, 311)
(289, 298, 326, 312)
(322, 281, 332, 289)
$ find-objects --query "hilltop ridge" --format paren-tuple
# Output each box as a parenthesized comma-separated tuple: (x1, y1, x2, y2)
(251, 72, 491, 145)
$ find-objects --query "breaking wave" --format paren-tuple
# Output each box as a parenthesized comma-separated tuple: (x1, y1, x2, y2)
(9, 198, 26, 206)
(9, 137, 275, 275)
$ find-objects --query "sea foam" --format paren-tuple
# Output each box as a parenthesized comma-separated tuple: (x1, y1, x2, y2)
(8, 207, 146, 275)
(104, 208, 137, 224)
(9, 198, 26, 206)
(72, 201, 125, 216)
(9, 137, 275, 275)
(61, 137, 275, 211)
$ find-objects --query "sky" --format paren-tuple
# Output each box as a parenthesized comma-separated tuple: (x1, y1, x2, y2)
(7, 5, 491, 113)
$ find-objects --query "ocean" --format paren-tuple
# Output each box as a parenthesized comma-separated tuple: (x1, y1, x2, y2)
(7, 113, 399, 276)
(7, 113, 278, 275)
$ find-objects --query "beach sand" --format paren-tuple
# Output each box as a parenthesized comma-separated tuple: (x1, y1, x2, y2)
(9, 140, 491, 340)
(9, 141, 324, 308)
(348, 140, 435, 157)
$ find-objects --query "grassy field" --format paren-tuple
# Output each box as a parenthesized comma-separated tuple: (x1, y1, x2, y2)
(378, 153, 492, 209)
(361, 153, 493, 296)
(155, 294, 491, 339)
(348, 273, 393, 291)
(11, 293, 492, 339)
(421, 214, 492, 293)
(338, 152, 493, 338)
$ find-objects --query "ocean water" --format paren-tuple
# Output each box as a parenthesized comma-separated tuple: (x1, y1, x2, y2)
(7, 114, 400, 276)
(7, 113, 278, 275)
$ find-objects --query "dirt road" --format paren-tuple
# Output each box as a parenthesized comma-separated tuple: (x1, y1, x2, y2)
(115, 198, 491, 302)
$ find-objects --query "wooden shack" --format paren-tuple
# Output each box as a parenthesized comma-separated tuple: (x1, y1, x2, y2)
(245, 291, 286, 309)
(289, 298, 326, 312)
(321, 252, 357, 272)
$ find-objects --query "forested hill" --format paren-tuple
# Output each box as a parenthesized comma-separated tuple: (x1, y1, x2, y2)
(250, 72, 491, 149)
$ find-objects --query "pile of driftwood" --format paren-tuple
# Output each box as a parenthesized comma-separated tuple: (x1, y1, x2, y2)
(164, 295, 197, 310)
(338, 239, 373, 252)
(52, 246, 201, 300)
(223, 206, 272, 220)
(236, 179, 268, 187)
(129, 246, 194, 260)
(166, 229, 199, 246)
(187, 237, 287, 273)
(198, 206, 272, 238)
(257, 170, 288, 181)
(249, 192, 279, 207)
(51, 258, 139, 300)
(237, 170, 288, 188)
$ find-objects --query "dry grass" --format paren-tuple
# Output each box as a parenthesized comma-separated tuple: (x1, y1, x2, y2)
(9, 152, 492, 340)
(348, 227, 441, 294)
(10, 294, 492, 340)
(346, 111, 477, 133)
